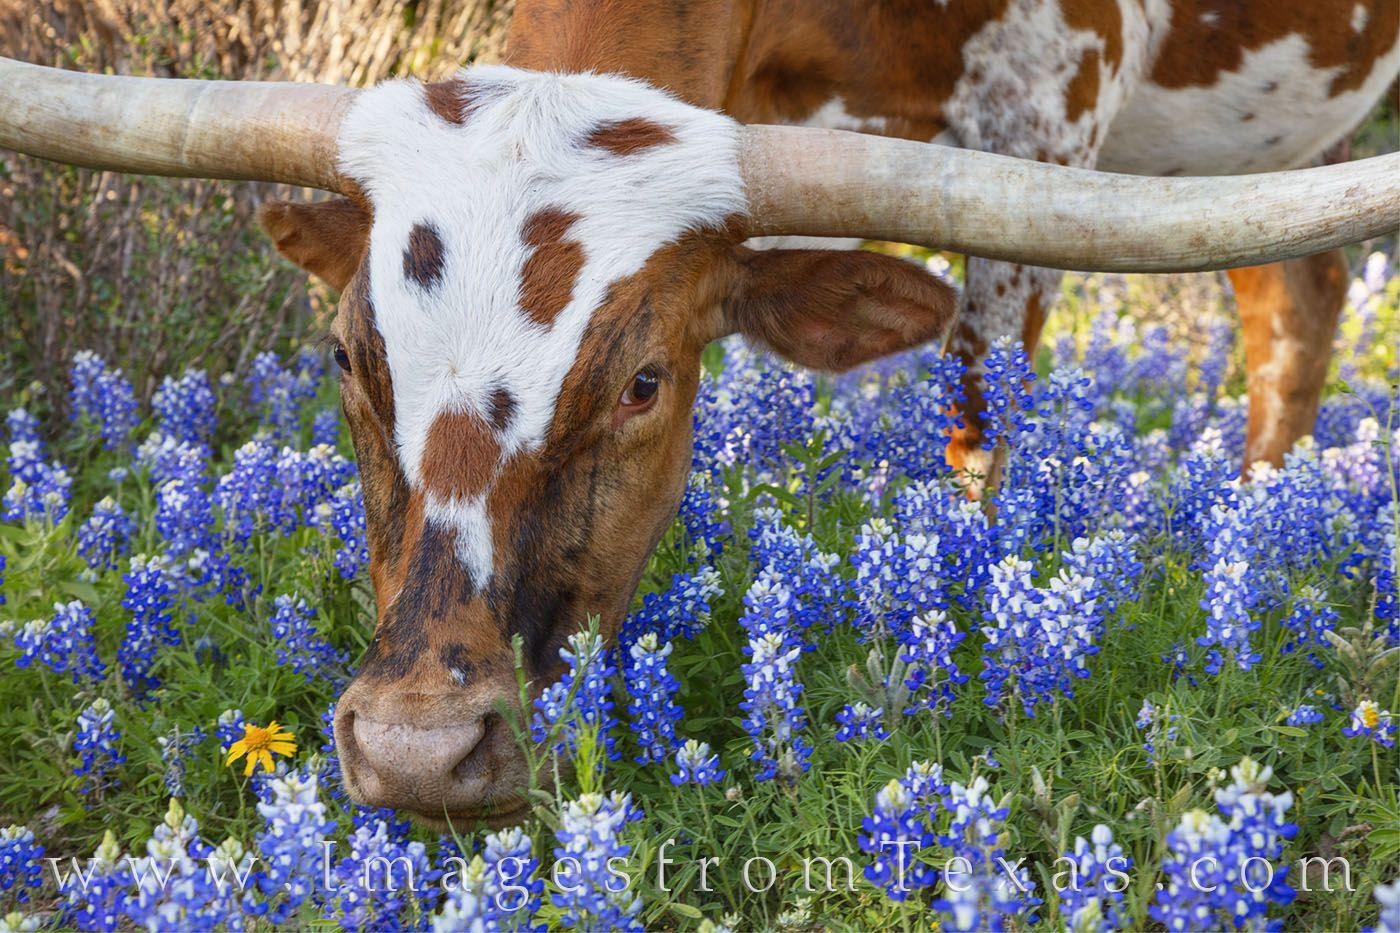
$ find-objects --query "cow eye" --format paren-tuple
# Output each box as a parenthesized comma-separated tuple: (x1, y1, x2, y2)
(620, 368, 660, 409)
(333, 343, 352, 375)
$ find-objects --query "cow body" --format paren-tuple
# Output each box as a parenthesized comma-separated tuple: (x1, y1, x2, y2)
(257, 0, 1397, 823)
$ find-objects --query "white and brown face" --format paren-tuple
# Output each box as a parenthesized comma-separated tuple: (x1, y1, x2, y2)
(260, 65, 957, 824)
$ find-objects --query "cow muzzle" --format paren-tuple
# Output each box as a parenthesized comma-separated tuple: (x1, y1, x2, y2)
(332, 673, 533, 825)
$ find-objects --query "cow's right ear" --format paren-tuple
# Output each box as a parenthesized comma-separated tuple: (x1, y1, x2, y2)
(258, 196, 371, 293)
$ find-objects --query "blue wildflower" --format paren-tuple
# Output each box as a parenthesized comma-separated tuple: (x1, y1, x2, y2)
(860, 776, 938, 901)
(0, 825, 44, 905)
(551, 791, 643, 931)
(1286, 704, 1325, 727)
(76, 498, 137, 572)
(532, 630, 620, 761)
(269, 594, 348, 684)
(1343, 700, 1397, 748)
(152, 369, 217, 445)
(324, 817, 438, 929)
(624, 634, 683, 765)
(934, 776, 1041, 931)
(73, 699, 124, 792)
(118, 555, 182, 699)
(739, 630, 810, 784)
(69, 351, 139, 451)
(835, 702, 889, 742)
(670, 739, 725, 787)
(13, 600, 105, 683)
(250, 769, 336, 924)
(1056, 825, 1131, 932)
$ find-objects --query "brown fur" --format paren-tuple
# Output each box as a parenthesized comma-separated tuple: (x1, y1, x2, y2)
(519, 207, 585, 326)
(403, 223, 447, 289)
(420, 409, 502, 501)
(424, 78, 478, 125)
(585, 117, 678, 155)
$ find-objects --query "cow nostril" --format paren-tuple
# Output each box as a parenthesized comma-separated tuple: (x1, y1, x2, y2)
(452, 711, 504, 783)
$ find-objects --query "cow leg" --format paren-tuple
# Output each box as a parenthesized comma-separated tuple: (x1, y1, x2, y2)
(1227, 249, 1348, 468)
(946, 260, 1064, 493)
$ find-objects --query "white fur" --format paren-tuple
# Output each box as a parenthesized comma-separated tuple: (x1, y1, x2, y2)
(1100, 33, 1400, 175)
(337, 65, 745, 580)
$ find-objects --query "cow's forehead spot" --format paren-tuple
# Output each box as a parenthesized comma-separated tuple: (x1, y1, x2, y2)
(335, 65, 744, 582)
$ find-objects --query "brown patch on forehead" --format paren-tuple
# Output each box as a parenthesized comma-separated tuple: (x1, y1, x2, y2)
(585, 117, 677, 155)
(423, 78, 477, 125)
(421, 409, 501, 501)
(403, 223, 446, 290)
(519, 208, 585, 327)
(489, 386, 517, 431)
(1064, 49, 1102, 122)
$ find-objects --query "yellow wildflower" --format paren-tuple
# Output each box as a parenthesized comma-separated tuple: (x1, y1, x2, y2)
(225, 721, 297, 776)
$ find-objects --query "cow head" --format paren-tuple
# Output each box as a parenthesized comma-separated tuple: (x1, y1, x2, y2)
(260, 67, 956, 823)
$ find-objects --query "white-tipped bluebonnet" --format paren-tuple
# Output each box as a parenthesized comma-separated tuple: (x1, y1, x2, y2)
(155, 726, 205, 798)
(1197, 499, 1263, 675)
(310, 482, 368, 581)
(835, 702, 889, 742)
(57, 830, 131, 932)
(740, 630, 810, 784)
(624, 634, 683, 765)
(215, 709, 247, 753)
(1135, 699, 1178, 764)
(2, 461, 72, 525)
(551, 791, 643, 931)
(981, 555, 1098, 717)
(1286, 704, 1325, 727)
(122, 798, 245, 931)
(152, 369, 217, 445)
(134, 433, 209, 487)
(980, 336, 1036, 451)
(1343, 700, 1397, 748)
(324, 817, 438, 929)
(74, 698, 124, 792)
(13, 600, 105, 683)
(118, 555, 181, 698)
(620, 565, 723, 646)
(898, 609, 968, 717)
(311, 409, 340, 447)
(77, 497, 137, 572)
(435, 827, 544, 932)
(934, 776, 1041, 931)
(269, 594, 347, 684)
(670, 739, 725, 786)
(532, 630, 620, 761)
(69, 351, 139, 452)
(0, 825, 44, 904)
(859, 775, 938, 901)
(1150, 758, 1297, 931)
(1056, 825, 1131, 932)
(249, 768, 335, 923)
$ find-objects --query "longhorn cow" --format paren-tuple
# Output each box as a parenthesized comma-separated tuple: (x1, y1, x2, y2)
(1, 0, 1396, 825)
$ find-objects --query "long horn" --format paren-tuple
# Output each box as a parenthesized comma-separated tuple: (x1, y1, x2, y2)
(739, 126, 1400, 273)
(0, 57, 354, 191)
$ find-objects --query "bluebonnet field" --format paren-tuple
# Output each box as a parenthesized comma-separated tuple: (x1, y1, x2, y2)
(0, 253, 1397, 932)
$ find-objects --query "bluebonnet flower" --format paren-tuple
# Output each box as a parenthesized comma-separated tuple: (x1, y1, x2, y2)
(671, 739, 725, 786)
(1197, 499, 1264, 674)
(156, 727, 205, 798)
(311, 409, 340, 447)
(269, 594, 348, 684)
(678, 470, 729, 560)
(435, 827, 544, 931)
(981, 555, 1098, 717)
(1136, 699, 1178, 764)
(624, 634, 683, 765)
(835, 702, 889, 742)
(1343, 700, 1397, 748)
(1375, 520, 1397, 644)
(215, 709, 247, 753)
(118, 555, 182, 699)
(77, 498, 137, 572)
(980, 336, 1036, 451)
(153, 451, 214, 559)
(4, 409, 41, 448)
(859, 776, 938, 901)
(551, 791, 643, 931)
(850, 516, 944, 640)
(310, 482, 368, 581)
(74, 698, 124, 791)
(1286, 704, 1325, 727)
(325, 817, 437, 929)
(134, 433, 209, 487)
(532, 630, 620, 761)
(0, 825, 44, 904)
(898, 610, 968, 717)
(122, 798, 245, 931)
(1368, 878, 1400, 933)
(740, 631, 810, 784)
(69, 351, 139, 451)
(620, 565, 723, 646)
(251, 768, 336, 924)
(13, 600, 105, 683)
(1056, 825, 1131, 932)
(1150, 758, 1297, 931)
(934, 776, 1041, 931)
(57, 830, 131, 932)
(152, 369, 217, 445)
(0, 555, 5, 606)
(215, 440, 279, 546)
(2, 461, 72, 524)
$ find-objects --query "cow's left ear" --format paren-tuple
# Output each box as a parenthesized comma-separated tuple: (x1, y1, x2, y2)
(717, 247, 959, 371)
